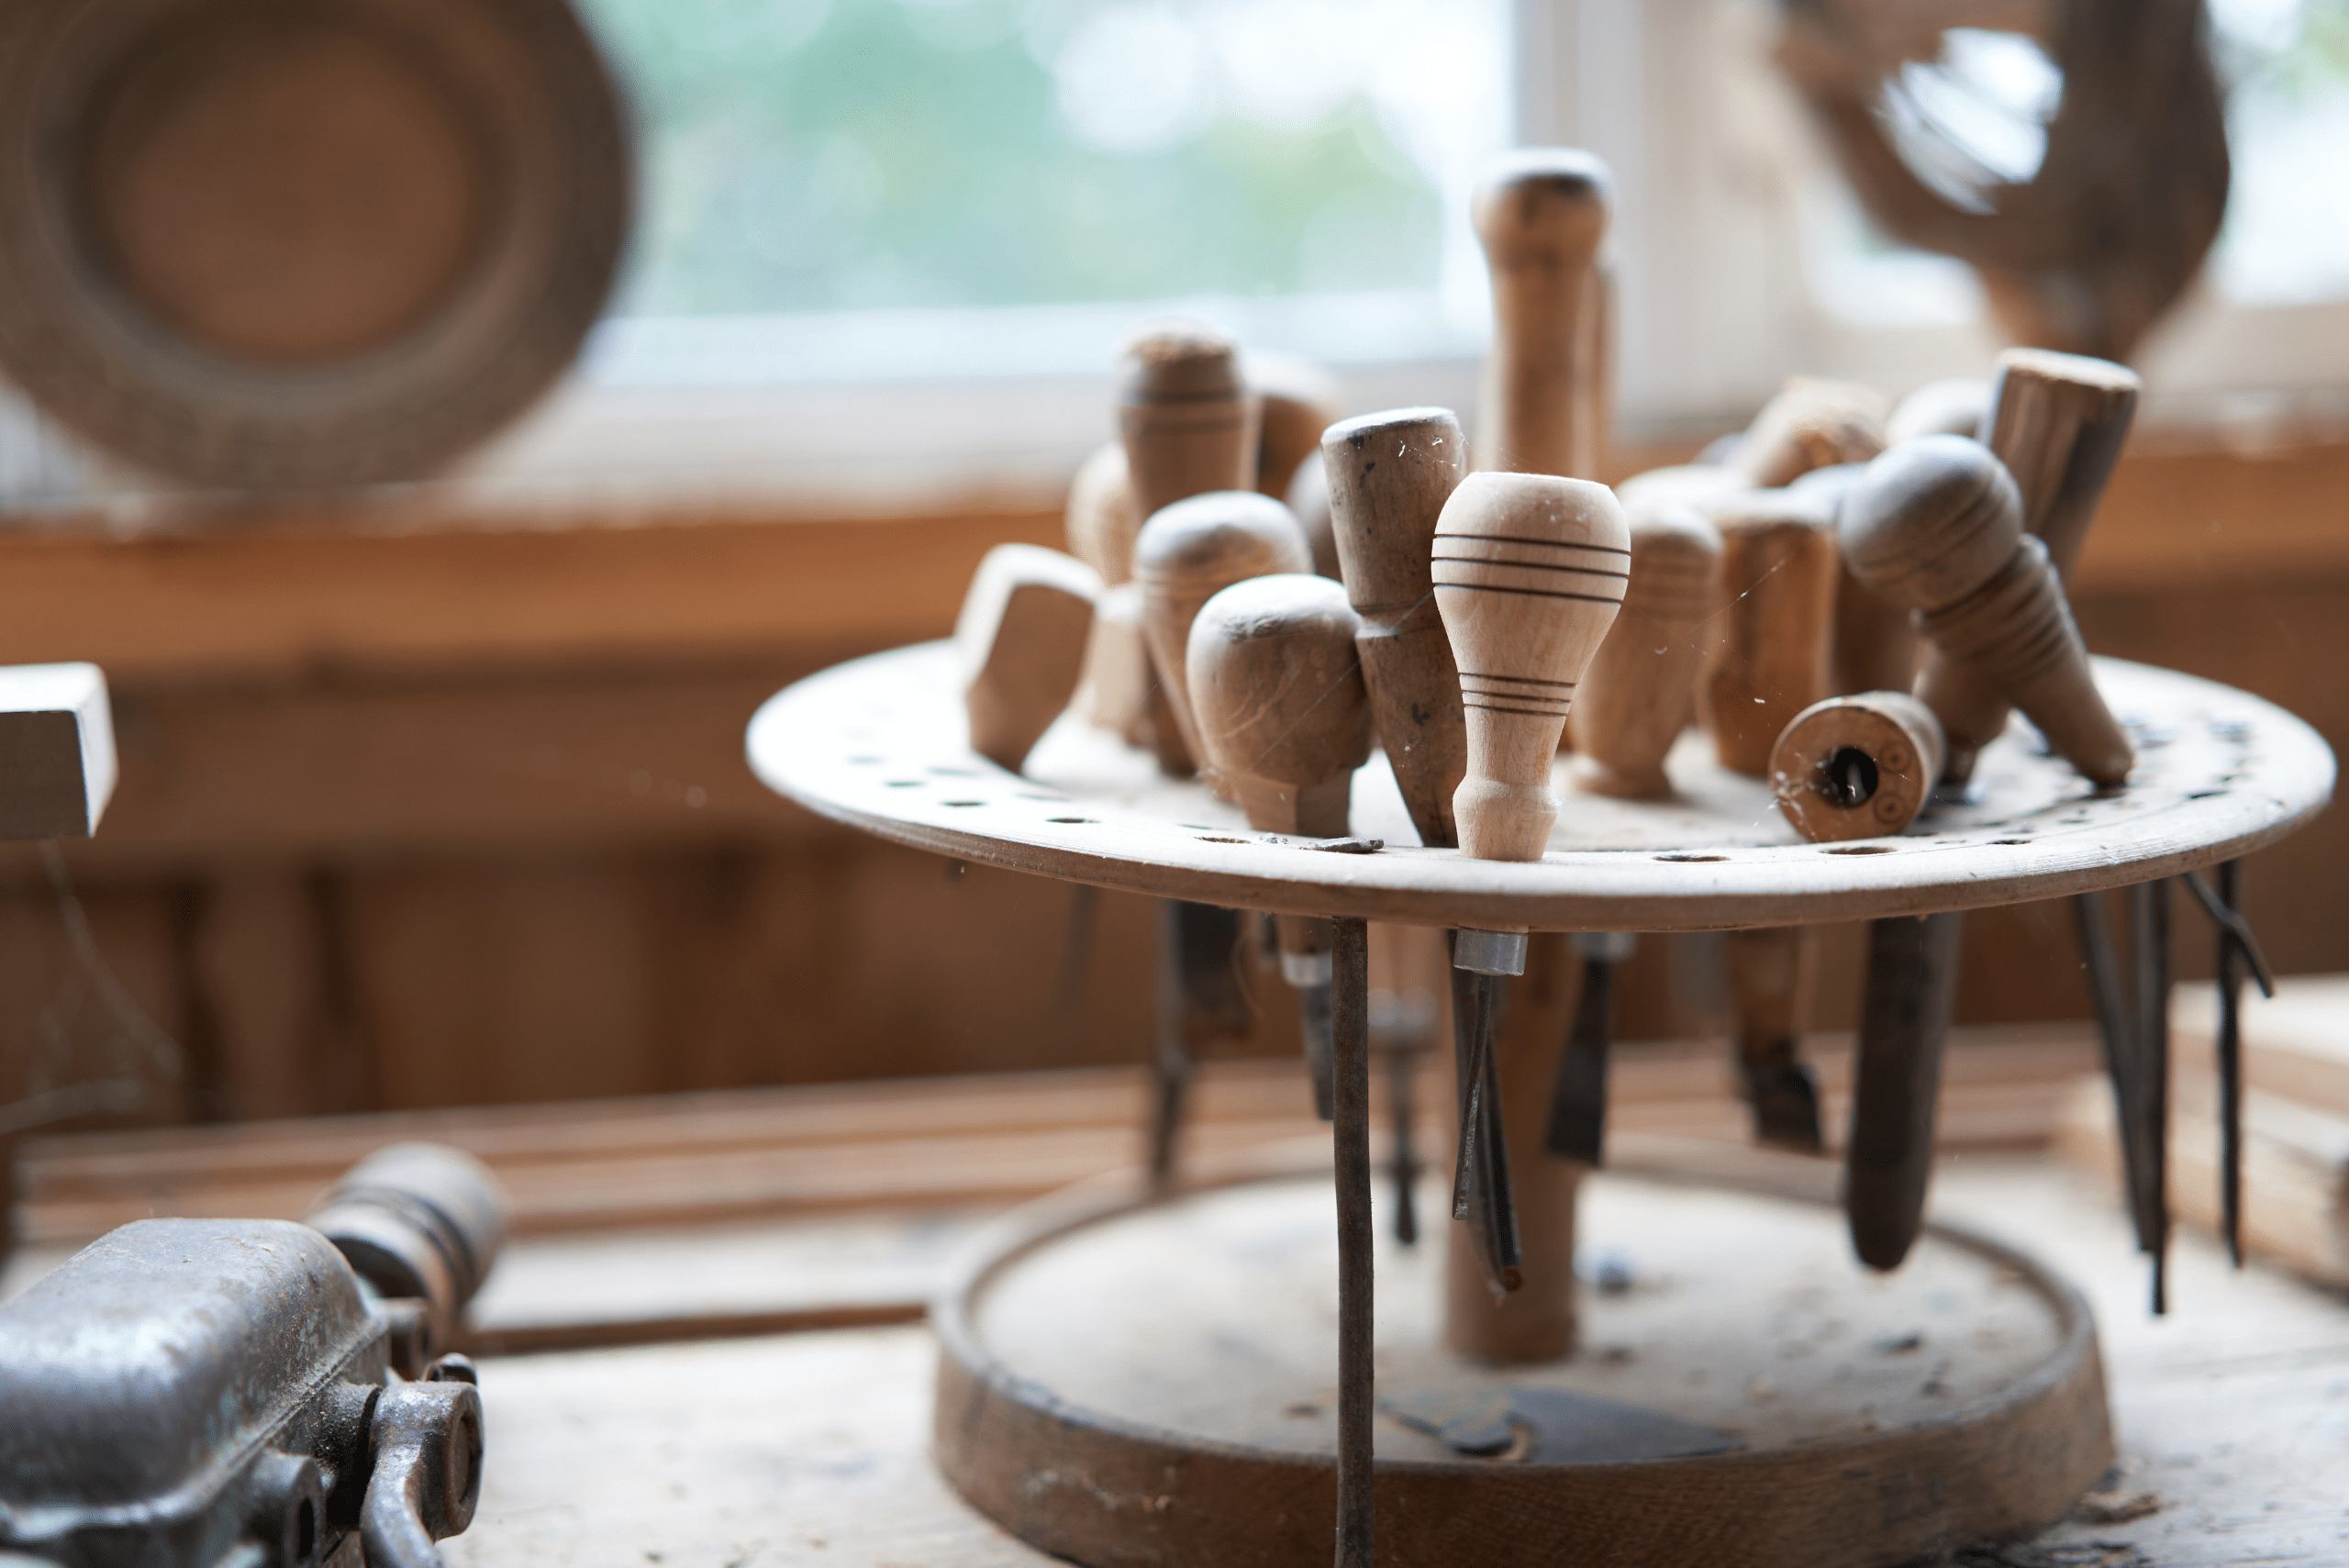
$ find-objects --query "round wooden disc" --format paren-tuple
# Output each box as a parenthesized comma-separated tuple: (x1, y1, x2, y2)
(934, 1150, 2112, 1568)
(0, 0, 629, 489)
(749, 643, 2333, 932)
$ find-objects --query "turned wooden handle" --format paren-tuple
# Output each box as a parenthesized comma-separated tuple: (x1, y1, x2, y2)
(1074, 581, 1152, 744)
(956, 543, 1101, 773)
(1063, 440, 1143, 586)
(1250, 354, 1344, 502)
(1567, 502, 1721, 799)
(1841, 436, 2133, 787)
(1321, 406, 1469, 847)
(1769, 690, 1946, 841)
(1730, 376, 1889, 490)
(1918, 350, 2141, 780)
(1186, 573, 1373, 838)
(1135, 492, 1313, 776)
(1471, 150, 1611, 478)
(1433, 472, 1628, 861)
(1119, 320, 1260, 520)
(1701, 490, 1839, 777)
(1885, 377, 1989, 445)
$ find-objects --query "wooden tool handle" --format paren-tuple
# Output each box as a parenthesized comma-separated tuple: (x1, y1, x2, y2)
(1918, 349, 2140, 780)
(1249, 354, 1343, 502)
(1700, 491, 1838, 777)
(1731, 376, 1889, 490)
(1433, 472, 1628, 861)
(1136, 493, 1314, 775)
(1842, 437, 2134, 787)
(1119, 320, 1260, 521)
(1726, 924, 1823, 1151)
(1885, 377, 1989, 444)
(1846, 910, 1963, 1270)
(1471, 150, 1610, 478)
(1322, 407, 1469, 846)
(1769, 690, 1945, 842)
(956, 543, 1101, 773)
(1063, 441, 1143, 586)
(1567, 502, 1721, 798)
(1186, 573, 1374, 838)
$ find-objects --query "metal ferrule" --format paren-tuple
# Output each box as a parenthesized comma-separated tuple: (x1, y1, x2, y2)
(1453, 929, 1529, 976)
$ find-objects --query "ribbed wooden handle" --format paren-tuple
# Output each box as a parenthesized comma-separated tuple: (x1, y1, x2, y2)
(1322, 406, 1468, 846)
(1841, 436, 2133, 788)
(1119, 320, 1259, 521)
(1471, 150, 1610, 479)
(1186, 573, 1372, 839)
(1568, 502, 1720, 798)
(1434, 473, 1629, 861)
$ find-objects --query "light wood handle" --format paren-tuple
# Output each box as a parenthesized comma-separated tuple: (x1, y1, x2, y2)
(1885, 377, 1989, 445)
(1470, 150, 1610, 478)
(1063, 440, 1143, 586)
(1322, 406, 1469, 847)
(956, 544, 1102, 773)
(1918, 349, 2140, 781)
(1250, 354, 1343, 502)
(1433, 472, 1629, 861)
(1700, 490, 1838, 777)
(1731, 376, 1889, 490)
(1186, 573, 1373, 838)
(1769, 690, 1945, 841)
(1119, 320, 1260, 521)
(1074, 581, 1152, 745)
(1567, 502, 1721, 798)
(1841, 436, 2134, 787)
(1135, 492, 1314, 776)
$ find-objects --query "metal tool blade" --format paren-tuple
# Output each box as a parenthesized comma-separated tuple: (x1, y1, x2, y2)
(1545, 931, 1634, 1164)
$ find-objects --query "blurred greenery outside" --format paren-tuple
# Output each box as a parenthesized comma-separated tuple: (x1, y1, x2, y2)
(576, 0, 1456, 320)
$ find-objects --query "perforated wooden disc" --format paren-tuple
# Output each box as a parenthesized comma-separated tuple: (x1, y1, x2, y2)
(0, 0, 630, 489)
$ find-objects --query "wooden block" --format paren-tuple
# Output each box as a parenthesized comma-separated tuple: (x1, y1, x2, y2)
(955, 544, 1100, 773)
(0, 662, 114, 838)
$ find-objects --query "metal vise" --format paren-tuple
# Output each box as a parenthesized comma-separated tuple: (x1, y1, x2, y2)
(0, 1142, 509, 1568)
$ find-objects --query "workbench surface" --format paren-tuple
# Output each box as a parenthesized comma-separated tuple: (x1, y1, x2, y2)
(437, 1154, 2345, 1568)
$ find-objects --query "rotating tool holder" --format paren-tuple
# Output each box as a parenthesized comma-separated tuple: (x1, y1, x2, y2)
(0, 1142, 508, 1568)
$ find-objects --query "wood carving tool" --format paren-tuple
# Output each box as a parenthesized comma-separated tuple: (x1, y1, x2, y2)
(1886, 377, 1989, 445)
(1840, 435, 2134, 789)
(1471, 150, 1611, 478)
(1248, 354, 1343, 504)
(1134, 491, 1313, 788)
(1063, 440, 1142, 586)
(1284, 450, 1341, 581)
(954, 543, 1100, 774)
(2180, 861, 2277, 1267)
(1368, 978, 1439, 1245)
(1330, 915, 1374, 1568)
(1320, 406, 1470, 848)
(1769, 690, 1945, 841)
(1920, 350, 2141, 784)
(2133, 876, 2172, 1314)
(1702, 491, 1835, 1148)
(1434, 472, 1628, 1284)
(1701, 488, 1839, 777)
(1788, 461, 1922, 699)
(1543, 929, 1634, 1164)
(1187, 573, 1375, 1118)
(1844, 910, 1964, 1268)
(1729, 375, 1888, 489)
(1119, 321, 1263, 776)
(1074, 582, 1152, 746)
(1567, 502, 1720, 798)
(1149, 898, 1250, 1184)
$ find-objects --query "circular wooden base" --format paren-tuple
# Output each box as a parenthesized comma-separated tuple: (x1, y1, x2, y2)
(935, 1151, 2112, 1568)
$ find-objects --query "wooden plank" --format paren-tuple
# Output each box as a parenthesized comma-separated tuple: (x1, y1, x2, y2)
(14, 1027, 2100, 1246)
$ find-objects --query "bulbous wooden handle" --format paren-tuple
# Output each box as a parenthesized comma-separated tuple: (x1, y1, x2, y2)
(1918, 349, 2141, 781)
(1433, 473, 1629, 861)
(1731, 376, 1889, 490)
(1568, 502, 1721, 798)
(1135, 492, 1313, 776)
(1322, 406, 1468, 846)
(1471, 150, 1610, 479)
(1841, 436, 2133, 787)
(1769, 690, 1946, 841)
(1186, 573, 1373, 838)
(956, 544, 1101, 773)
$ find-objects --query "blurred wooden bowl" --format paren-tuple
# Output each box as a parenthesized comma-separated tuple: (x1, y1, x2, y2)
(0, 0, 632, 490)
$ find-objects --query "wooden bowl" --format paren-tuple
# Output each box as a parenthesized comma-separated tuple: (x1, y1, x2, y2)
(0, 0, 631, 490)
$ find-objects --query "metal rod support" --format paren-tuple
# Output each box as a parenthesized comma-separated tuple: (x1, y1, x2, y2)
(1331, 917, 1374, 1568)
